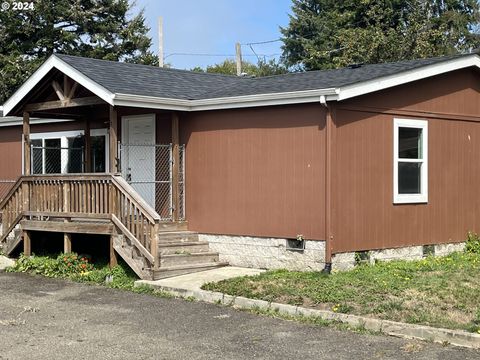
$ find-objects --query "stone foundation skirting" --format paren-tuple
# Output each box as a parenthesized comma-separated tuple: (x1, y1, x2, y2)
(201, 234, 466, 272)
(201, 234, 326, 271)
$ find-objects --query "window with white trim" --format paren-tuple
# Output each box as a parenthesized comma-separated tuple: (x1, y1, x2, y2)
(393, 118, 428, 204)
(25, 129, 110, 174)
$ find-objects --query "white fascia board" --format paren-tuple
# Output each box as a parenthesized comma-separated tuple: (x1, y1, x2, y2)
(0, 117, 73, 127)
(337, 55, 480, 101)
(113, 88, 339, 112)
(3, 55, 114, 116)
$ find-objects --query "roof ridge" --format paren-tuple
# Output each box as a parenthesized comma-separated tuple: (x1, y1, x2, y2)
(54, 53, 242, 80)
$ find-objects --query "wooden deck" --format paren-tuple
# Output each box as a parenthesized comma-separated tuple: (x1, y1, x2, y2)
(0, 174, 226, 279)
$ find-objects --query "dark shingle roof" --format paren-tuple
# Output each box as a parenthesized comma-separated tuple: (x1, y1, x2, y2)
(56, 54, 243, 100)
(56, 53, 474, 100)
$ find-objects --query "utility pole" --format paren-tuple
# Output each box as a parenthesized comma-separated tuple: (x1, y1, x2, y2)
(158, 16, 164, 67)
(235, 42, 242, 76)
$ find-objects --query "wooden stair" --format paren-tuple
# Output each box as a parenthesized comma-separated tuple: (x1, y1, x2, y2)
(113, 229, 227, 280)
(0, 174, 227, 281)
(0, 226, 22, 255)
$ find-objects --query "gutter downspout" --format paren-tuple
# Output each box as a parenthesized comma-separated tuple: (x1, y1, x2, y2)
(320, 95, 333, 274)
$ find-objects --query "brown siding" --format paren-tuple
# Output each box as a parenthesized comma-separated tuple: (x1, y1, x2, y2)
(332, 68, 480, 253)
(183, 104, 326, 240)
(0, 126, 23, 183)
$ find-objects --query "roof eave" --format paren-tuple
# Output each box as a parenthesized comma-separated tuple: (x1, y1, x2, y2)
(113, 88, 339, 111)
(337, 54, 480, 101)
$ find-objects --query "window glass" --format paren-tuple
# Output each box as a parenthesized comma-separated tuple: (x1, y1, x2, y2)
(31, 139, 43, 174)
(91, 135, 106, 172)
(398, 162, 421, 194)
(67, 136, 84, 173)
(398, 127, 422, 159)
(44, 138, 61, 174)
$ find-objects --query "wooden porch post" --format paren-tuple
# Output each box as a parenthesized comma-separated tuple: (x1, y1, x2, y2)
(171, 112, 180, 221)
(109, 235, 118, 268)
(23, 112, 31, 175)
(109, 106, 118, 173)
(23, 230, 31, 257)
(84, 117, 92, 173)
(64, 232, 72, 253)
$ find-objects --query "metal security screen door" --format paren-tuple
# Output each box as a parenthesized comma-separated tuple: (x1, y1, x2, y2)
(121, 115, 156, 209)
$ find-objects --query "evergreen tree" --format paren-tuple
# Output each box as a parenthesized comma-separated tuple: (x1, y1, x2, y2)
(193, 58, 287, 77)
(0, 0, 158, 103)
(281, 0, 480, 70)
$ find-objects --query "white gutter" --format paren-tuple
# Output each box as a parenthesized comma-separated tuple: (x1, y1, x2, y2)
(113, 88, 339, 112)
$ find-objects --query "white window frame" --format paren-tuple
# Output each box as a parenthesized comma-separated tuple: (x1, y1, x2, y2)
(90, 128, 110, 173)
(393, 118, 428, 204)
(23, 130, 84, 175)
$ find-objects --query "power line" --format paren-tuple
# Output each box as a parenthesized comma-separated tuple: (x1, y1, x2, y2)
(241, 39, 282, 46)
(164, 52, 280, 59)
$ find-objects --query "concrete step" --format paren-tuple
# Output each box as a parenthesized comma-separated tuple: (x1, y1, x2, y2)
(157, 231, 199, 243)
(152, 262, 228, 280)
(160, 252, 219, 267)
(158, 241, 210, 255)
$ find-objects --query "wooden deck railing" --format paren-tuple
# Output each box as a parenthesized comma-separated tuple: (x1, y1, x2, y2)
(0, 174, 161, 269)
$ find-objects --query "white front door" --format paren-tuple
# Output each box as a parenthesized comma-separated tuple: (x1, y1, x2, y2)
(122, 114, 156, 208)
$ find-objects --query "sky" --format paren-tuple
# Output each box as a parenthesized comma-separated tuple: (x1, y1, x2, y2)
(132, 0, 293, 70)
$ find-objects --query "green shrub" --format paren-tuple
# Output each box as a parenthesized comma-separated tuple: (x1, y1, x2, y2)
(465, 231, 480, 254)
(8, 253, 93, 277)
(7, 252, 141, 291)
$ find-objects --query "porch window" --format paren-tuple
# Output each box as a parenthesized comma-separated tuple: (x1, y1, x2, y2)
(29, 131, 84, 174)
(393, 118, 428, 204)
(27, 129, 109, 174)
(90, 129, 109, 173)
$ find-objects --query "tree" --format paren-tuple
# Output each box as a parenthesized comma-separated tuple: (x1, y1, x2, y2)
(0, 0, 158, 103)
(280, 0, 480, 71)
(192, 58, 288, 76)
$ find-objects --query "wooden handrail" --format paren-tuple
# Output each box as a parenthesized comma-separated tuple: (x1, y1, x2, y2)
(0, 173, 161, 270)
(111, 175, 161, 223)
(0, 177, 23, 210)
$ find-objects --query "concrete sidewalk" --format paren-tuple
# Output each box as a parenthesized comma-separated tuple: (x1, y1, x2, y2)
(136, 266, 265, 291)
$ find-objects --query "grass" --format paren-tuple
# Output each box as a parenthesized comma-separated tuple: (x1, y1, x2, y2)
(202, 251, 480, 333)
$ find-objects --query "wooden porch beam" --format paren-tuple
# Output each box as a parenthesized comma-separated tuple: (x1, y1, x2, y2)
(67, 82, 79, 100)
(109, 105, 118, 173)
(63, 75, 70, 98)
(24, 96, 104, 112)
(171, 112, 180, 221)
(52, 80, 65, 101)
(23, 112, 31, 175)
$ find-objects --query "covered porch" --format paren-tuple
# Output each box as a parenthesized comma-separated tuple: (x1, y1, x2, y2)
(0, 56, 225, 279)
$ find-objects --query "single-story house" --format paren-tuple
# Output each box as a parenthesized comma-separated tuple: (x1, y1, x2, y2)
(0, 53, 479, 279)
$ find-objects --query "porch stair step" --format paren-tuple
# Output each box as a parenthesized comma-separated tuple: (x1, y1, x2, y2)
(158, 241, 210, 255)
(157, 231, 199, 243)
(152, 262, 229, 280)
(160, 251, 219, 267)
(159, 222, 188, 232)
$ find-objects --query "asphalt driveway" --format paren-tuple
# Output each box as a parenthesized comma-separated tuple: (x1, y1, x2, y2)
(0, 272, 478, 360)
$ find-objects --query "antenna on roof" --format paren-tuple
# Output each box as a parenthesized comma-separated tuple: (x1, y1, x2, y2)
(235, 42, 242, 76)
(158, 16, 164, 68)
